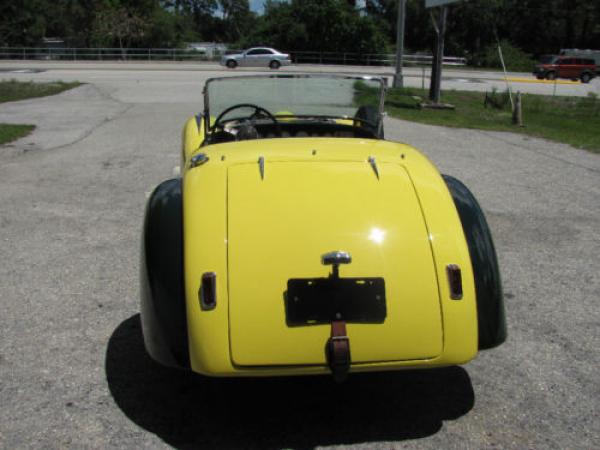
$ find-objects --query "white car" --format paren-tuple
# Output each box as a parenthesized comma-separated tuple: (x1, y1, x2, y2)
(220, 47, 291, 69)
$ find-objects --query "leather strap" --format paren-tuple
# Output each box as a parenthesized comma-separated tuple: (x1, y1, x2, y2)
(331, 320, 347, 338)
(327, 319, 351, 382)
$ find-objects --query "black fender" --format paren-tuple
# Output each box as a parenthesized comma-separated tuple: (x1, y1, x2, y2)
(443, 175, 507, 350)
(140, 178, 189, 369)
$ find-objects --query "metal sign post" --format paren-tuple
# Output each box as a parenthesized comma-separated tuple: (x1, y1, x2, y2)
(393, 0, 407, 88)
(428, 5, 447, 103)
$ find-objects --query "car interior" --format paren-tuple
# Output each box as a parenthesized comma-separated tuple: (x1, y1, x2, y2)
(202, 104, 382, 145)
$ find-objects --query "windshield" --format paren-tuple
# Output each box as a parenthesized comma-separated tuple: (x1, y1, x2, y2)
(539, 55, 558, 64)
(203, 75, 386, 129)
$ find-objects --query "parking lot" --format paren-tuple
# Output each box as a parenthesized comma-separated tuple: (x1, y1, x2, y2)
(0, 65, 599, 449)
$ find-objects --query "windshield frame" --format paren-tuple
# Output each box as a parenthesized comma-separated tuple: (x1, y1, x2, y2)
(202, 74, 387, 137)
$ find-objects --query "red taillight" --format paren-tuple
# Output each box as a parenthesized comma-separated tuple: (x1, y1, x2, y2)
(446, 264, 463, 300)
(200, 272, 217, 310)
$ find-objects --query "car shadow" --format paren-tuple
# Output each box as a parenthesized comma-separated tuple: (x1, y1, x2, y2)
(106, 315, 475, 449)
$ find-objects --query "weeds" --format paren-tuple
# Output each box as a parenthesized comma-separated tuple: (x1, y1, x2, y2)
(0, 79, 82, 104)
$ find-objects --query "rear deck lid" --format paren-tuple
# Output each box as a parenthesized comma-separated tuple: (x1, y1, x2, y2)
(227, 161, 443, 366)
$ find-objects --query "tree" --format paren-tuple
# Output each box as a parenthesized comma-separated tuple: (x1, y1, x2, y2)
(0, 0, 47, 46)
(240, 0, 387, 54)
(45, 0, 96, 46)
(217, 0, 255, 42)
(162, 0, 219, 40)
(1, 0, 598, 57)
(91, 4, 148, 53)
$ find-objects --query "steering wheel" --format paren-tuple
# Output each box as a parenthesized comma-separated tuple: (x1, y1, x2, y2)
(213, 103, 281, 137)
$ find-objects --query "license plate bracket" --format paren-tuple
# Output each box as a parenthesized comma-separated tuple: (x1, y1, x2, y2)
(285, 277, 386, 326)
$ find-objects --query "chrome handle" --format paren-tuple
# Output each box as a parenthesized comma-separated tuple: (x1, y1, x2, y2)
(321, 251, 352, 266)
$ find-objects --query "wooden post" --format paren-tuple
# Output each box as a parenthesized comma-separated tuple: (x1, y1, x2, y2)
(512, 91, 523, 127)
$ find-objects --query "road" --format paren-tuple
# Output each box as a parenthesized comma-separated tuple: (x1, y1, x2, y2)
(0, 68, 599, 449)
(1, 60, 600, 97)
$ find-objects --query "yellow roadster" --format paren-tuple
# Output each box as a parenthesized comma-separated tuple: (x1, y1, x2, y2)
(140, 75, 506, 381)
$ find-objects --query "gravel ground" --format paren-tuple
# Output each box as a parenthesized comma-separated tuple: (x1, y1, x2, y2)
(0, 75, 598, 449)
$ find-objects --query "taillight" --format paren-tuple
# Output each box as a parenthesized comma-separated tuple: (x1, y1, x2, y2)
(199, 272, 217, 310)
(446, 264, 463, 300)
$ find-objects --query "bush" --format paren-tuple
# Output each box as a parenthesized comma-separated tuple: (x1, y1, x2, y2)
(483, 87, 511, 110)
(478, 40, 535, 72)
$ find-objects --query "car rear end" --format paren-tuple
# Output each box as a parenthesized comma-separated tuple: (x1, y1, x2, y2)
(182, 139, 479, 377)
(275, 52, 291, 66)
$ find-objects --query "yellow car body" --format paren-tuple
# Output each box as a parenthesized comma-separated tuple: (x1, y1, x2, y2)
(141, 75, 505, 380)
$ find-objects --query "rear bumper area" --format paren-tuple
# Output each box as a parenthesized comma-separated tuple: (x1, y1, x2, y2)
(191, 357, 472, 377)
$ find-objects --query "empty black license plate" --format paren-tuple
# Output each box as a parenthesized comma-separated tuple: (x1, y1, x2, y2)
(285, 277, 386, 326)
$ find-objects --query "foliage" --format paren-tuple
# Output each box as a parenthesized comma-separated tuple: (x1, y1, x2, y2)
(0, 0, 47, 46)
(0, 80, 82, 103)
(239, 0, 387, 53)
(91, 5, 148, 49)
(355, 82, 600, 152)
(352, 80, 381, 109)
(366, 0, 600, 60)
(483, 87, 511, 110)
(0, 0, 598, 60)
(0, 124, 35, 145)
(478, 40, 535, 72)
(218, 0, 255, 42)
(368, 86, 600, 153)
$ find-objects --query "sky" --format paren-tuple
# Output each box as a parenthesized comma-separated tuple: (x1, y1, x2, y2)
(249, 1, 366, 14)
(249, 0, 266, 13)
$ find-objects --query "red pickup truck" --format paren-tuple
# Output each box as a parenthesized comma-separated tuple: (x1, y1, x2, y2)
(533, 56, 597, 83)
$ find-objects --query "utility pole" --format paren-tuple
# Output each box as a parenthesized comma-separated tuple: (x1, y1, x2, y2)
(393, 0, 407, 88)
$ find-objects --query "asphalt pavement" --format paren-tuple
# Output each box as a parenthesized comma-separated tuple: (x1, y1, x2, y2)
(0, 68, 599, 449)
(1, 60, 600, 97)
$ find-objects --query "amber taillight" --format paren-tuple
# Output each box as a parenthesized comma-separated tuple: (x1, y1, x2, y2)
(200, 272, 217, 310)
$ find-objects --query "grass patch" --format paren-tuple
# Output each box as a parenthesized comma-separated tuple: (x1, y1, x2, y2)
(0, 80, 81, 145)
(0, 124, 35, 144)
(0, 80, 82, 104)
(356, 83, 600, 153)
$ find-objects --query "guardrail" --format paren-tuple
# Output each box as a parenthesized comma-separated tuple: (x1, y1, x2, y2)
(0, 47, 215, 61)
(0, 47, 467, 67)
(289, 51, 466, 67)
